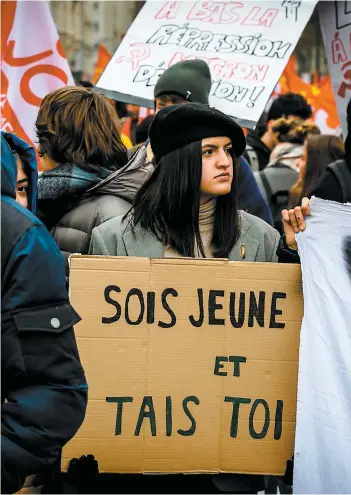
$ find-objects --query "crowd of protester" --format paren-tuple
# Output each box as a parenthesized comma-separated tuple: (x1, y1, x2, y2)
(2, 58, 351, 494)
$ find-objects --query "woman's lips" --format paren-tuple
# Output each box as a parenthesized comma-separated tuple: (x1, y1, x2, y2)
(214, 172, 231, 180)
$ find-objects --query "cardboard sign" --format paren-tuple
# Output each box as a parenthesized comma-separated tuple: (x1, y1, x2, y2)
(95, 0, 317, 128)
(319, 1, 351, 137)
(63, 256, 303, 475)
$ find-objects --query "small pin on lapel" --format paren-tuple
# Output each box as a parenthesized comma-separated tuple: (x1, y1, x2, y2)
(240, 244, 246, 259)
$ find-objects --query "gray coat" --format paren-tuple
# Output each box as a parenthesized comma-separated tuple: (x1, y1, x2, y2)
(89, 210, 280, 262)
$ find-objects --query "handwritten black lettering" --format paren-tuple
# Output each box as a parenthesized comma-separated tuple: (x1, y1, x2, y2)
(189, 288, 204, 327)
(214, 356, 228, 376)
(224, 396, 251, 438)
(249, 399, 270, 439)
(248, 290, 265, 327)
(229, 356, 247, 377)
(270, 292, 286, 328)
(102, 285, 121, 324)
(134, 396, 156, 436)
(106, 396, 133, 435)
(158, 288, 178, 328)
(274, 400, 283, 440)
(229, 291, 245, 328)
(125, 288, 145, 326)
(177, 396, 200, 436)
(147, 24, 291, 59)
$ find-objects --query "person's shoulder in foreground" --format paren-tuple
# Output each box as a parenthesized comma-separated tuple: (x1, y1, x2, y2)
(1, 132, 87, 495)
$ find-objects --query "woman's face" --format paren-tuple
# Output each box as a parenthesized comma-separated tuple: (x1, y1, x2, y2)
(200, 136, 233, 199)
(16, 159, 29, 209)
(297, 143, 307, 177)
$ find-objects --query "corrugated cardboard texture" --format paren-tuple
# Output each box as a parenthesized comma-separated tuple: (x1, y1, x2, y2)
(63, 256, 303, 475)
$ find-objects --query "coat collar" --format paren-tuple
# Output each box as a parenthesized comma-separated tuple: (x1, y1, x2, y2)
(121, 212, 259, 261)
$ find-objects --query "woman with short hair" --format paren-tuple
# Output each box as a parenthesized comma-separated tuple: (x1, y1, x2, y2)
(36, 86, 138, 274)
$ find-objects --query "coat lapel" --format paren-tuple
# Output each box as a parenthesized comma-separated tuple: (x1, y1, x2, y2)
(228, 213, 259, 261)
(122, 225, 164, 258)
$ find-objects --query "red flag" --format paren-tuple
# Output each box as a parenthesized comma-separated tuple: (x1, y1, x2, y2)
(93, 45, 111, 85)
(1, 0, 74, 162)
(273, 56, 340, 133)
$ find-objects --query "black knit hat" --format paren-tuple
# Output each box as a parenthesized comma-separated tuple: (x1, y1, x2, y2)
(149, 103, 246, 163)
(154, 60, 211, 105)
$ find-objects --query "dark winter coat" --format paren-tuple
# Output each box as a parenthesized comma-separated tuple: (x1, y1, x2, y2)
(243, 129, 271, 171)
(1, 134, 87, 494)
(38, 147, 154, 275)
(311, 159, 351, 203)
(237, 156, 273, 225)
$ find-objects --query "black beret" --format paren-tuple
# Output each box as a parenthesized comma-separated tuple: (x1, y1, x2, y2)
(149, 102, 246, 163)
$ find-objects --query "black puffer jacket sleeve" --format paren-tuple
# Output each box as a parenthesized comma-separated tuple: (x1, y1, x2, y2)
(276, 235, 301, 263)
(1, 222, 87, 494)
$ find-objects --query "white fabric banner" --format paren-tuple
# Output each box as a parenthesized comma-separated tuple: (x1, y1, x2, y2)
(294, 197, 351, 494)
(96, 0, 317, 128)
(319, 1, 351, 137)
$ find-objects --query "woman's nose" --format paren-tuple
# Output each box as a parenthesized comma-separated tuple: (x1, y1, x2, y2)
(217, 149, 231, 167)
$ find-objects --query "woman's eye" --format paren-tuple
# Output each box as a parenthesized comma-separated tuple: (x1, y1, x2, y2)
(225, 148, 233, 155)
(202, 149, 213, 156)
(17, 186, 28, 193)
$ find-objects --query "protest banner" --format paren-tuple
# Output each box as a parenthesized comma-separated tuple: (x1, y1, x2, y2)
(95, 0, 317, 128)
(294, 197, 351, 494)
(63, 257, 303, 475)
(319, 1, 351, 137)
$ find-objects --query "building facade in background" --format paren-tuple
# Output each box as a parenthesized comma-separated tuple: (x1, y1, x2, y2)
(49, 1, 144, 81)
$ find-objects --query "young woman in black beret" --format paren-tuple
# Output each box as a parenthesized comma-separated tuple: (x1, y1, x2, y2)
(90, 102, 307, 262)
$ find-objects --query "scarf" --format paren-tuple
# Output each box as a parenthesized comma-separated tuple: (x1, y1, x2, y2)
(267, 143, 303, 171)
(38, 163, 112, 201)
(165, 198, 216, 258)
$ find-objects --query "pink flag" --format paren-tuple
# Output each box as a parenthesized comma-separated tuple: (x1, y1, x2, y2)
(1, 0, 74, 159)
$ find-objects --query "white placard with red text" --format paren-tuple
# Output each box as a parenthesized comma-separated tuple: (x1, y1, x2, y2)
(96, 0, 317, 127)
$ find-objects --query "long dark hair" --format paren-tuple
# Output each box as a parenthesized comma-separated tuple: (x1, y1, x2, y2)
(130, 140, 240, 258)
(301, 135, 344, 198)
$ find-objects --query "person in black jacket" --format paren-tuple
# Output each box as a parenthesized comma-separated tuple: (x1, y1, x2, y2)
(245, 93, 313, 171)
(36, 86, 146, 276)
(311, 98, 351, 203)
(1, 132, 87, 494)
